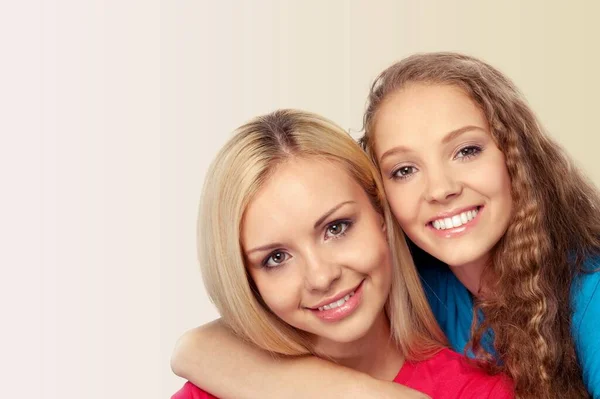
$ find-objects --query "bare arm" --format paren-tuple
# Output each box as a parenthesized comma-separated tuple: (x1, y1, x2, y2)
(171, 319, 430, 399)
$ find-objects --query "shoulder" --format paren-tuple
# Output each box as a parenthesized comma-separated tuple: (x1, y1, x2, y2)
(412, 243, 463, 298)
(571, 258, 600, 327)
(171, 382, 218, 399)
(570, 258, 600, 396)
(433, 350, 513, 399)
(398, 349, 514, 399)
(414, 249, 457, 297)
(414, 250, 474, 352)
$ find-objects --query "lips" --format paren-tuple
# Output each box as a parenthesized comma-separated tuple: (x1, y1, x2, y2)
(426, 205, 484, 238)
(309, 280, 365, 322)
(308, 280, 364, 310)
(427, 206, 482, 227)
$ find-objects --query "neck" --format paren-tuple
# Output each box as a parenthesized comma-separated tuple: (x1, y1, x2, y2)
(449, 254, 490, 297)
(314, 311, 404, 381)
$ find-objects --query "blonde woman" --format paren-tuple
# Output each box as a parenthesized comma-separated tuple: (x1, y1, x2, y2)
(171, 110, 512, 399)
(173, 54, 600, 398)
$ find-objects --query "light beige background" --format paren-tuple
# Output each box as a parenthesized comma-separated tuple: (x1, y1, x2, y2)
(3, 1, 599, 398)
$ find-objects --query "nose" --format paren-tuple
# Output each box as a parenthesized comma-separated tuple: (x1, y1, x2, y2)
(423, 167, 462, 203)
(303, 249, 342, 293)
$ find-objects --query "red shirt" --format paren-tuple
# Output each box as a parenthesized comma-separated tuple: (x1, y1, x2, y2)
(172, 348, 513, 399)
(172, 382, 217, 399)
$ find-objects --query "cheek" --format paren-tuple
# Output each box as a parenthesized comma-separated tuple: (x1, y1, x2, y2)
(481, 160, 513, 207)
(497, 167, 513, 218)
(345, 227, 393, 282)
(383, 181, 421, 228)
(250, 271, 302, 318)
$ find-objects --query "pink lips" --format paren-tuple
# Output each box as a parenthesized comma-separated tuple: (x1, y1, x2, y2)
(428, 206, 483, 238)
(310, 280, 364, 322)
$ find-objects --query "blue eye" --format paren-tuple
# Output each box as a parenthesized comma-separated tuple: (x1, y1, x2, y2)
(455, 145, 482, 160)
(391, 165, 418, 180)
(263, 251, 290, 268)
(325, 220, 352, 240)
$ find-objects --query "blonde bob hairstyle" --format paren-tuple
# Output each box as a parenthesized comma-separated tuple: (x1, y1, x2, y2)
(198, 109, 446, 359)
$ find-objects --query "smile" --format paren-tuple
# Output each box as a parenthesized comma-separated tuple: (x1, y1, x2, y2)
(429, 206, 481, 230)
(318, 291, 355, 311)
(309, 280, 364, 322)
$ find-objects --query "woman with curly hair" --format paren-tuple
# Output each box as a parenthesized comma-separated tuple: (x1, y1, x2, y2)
(171, 53, 600, 398)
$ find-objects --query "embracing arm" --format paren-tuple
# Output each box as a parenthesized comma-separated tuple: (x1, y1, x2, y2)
(171, 319, 430, 399)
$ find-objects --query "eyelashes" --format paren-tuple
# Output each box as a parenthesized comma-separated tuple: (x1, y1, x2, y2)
(454, 144, 483, 160)
(390, 165, 418, 181)
(389, 144, 484, 181)
(262, 251, 290, 268)
(324, 220, 352, 240)
(260, 219, 354, 269)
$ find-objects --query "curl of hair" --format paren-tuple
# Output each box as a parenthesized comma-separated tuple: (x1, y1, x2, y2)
(199, 109, 446, 360)
(360, 52, 600, 398)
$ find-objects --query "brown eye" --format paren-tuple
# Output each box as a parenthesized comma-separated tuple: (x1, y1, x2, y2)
(263, 251, 290, 268)
(325, 221, 351, 240)
(398, 166, 415, 176)
(329, 224, 342, 235)
(455, 145, 482, 160)
(391, 165, 418, 180)
(271, 252, 285, 263)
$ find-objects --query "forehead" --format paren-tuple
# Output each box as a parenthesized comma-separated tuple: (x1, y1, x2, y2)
(374, 84, 488, 153)
(241, 158, 369, 245)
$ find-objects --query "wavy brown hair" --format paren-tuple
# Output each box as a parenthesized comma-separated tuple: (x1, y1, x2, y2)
(359, 52, 600, 398)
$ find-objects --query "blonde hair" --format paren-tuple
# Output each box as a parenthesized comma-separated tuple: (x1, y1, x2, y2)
(198, 109, 446, 358)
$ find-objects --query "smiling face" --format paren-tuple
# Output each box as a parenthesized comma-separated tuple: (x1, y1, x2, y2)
(242, 157, 392, 350)
(373, 83, 513, 270)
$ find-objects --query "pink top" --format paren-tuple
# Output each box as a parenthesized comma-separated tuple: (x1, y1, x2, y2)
(172, 348, 513, 398)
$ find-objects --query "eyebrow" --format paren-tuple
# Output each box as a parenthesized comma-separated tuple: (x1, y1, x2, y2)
(313, 200, 355, 229)
(378, 125, 486, 163)
(245, 200, 356, 256)
(246, 242, 285, 256)
(441, 125, 486, 145)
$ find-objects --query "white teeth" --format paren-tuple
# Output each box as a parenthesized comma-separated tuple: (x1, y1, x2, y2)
(431, 208, 479, 230)
(451, 215, 461, 226)
(317, 291, 355, 311)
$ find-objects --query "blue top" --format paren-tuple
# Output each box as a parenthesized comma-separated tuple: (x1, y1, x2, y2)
(416, 249, 600, 397)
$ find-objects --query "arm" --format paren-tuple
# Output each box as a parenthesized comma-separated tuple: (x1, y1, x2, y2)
(171, 319, 431, 399)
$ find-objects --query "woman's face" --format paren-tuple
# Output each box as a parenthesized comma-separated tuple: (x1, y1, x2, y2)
(242, 157, 392, 349)
(373, 83, 513, 269)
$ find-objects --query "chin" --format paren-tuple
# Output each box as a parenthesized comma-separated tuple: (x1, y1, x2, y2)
(315, 312, 382, 345)
(435, 247, 491, 268)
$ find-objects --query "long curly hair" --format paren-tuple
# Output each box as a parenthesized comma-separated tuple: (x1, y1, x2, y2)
(359, 52, 600, 398)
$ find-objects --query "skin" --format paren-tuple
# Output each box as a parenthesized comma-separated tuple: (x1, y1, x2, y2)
(171, 84, 514, 398)
(242, 157, 402, 378)
(375, 84, 513, 294)
(170, 158, 432, 399)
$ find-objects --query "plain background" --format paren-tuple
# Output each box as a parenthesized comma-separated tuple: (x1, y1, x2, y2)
(2, 1, 599, 398)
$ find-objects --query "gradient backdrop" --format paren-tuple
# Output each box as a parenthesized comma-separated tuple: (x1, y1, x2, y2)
(3, 1, 599, 398)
